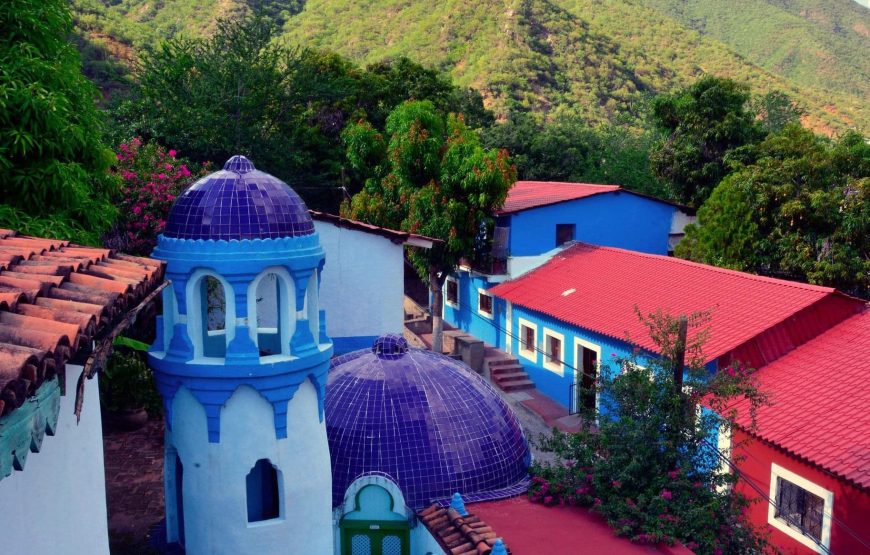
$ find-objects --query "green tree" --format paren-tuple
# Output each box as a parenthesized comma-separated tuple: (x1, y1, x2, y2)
(111, 16, 496, 212)
(530, 311, 770, 554)
(677, 125, 870, 298)
(342, 101, 515, 352)
(483, 110, 671, 200)
(650, 76, 763, 206)
(0, 0, 118, 244)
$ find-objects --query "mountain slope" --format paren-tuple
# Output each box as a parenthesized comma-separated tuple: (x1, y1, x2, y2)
(71, 0, 870, 134)
(635, 0, 870, 102)
(280, 0, 868, 133)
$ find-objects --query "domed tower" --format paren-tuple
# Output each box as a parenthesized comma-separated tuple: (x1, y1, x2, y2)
(148, 156, 333, 554)
(327, 335, 530, 553)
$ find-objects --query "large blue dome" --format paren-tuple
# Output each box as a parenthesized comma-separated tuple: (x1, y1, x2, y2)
(163, 155, 315, 240)
(326, 335, 531, 510)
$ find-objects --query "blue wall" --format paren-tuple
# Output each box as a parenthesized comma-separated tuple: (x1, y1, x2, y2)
(507, 192, 677, 257)
(442, 272, 506, 350)
(507, 305, 652, 411)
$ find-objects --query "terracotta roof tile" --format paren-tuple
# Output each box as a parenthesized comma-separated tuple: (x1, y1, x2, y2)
(419, 504, 509, 555)
(732, 309, 870, 490)
(489, 243, 864, 364)
(0, 231, 165, 417)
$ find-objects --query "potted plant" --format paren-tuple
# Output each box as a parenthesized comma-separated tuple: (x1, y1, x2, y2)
(101, 338, 162, 431)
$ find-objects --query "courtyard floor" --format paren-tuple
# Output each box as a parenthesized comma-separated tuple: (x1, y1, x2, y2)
(103, 418, 165, 554)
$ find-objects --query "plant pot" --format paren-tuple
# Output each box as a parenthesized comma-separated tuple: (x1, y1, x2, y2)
(107, 407, 149, 432)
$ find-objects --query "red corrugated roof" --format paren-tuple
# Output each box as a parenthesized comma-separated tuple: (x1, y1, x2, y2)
(496, 181, 621, 214)
(733, 309, 870, 490)
(489, 243, 862, 363)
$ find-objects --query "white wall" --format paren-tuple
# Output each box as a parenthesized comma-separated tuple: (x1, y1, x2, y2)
(168, 382, 333, 555)
(0, 364, 111, 555)
(314, 221, 405, 343)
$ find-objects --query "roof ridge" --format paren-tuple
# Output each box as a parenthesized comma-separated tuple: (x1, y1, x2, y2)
(562, 242, 838, 294)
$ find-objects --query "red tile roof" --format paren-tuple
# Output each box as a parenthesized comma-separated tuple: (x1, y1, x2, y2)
(468, 497, 693, 555)
(732, 309, 870, 491)
(419, 503, 509, 554)
(496, 181, 621, 214)
(489, 243, 864, 364)
(0, 230, 164, 417)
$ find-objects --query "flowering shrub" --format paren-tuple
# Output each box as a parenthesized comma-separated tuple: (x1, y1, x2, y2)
(529, 311, 772, 554)
(108, 138, 208, 255)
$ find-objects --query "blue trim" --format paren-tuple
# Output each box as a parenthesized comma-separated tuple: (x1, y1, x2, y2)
(332, 335, 379, 355)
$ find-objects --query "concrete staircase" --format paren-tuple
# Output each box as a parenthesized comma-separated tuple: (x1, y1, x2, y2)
(487, 356, 535, 392)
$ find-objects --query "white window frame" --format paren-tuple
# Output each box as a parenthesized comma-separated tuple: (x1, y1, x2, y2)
(477, 288, 494, 319)
(517, 318, 538, 363)
(573, 338, 602, 413)
(444, 276, 460, 309)
(542, 328, 565, 375)
(768, 463, 833, 553)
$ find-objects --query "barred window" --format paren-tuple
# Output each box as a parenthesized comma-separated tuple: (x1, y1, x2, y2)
(775, 476, 825, 542)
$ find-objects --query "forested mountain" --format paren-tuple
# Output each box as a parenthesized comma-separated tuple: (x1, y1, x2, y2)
(636, 0, 870, 106)
(71, 0, 870, 134)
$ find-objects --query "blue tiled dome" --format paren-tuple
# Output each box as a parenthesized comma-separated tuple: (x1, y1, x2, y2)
(163, 155, 315, 240)
(326, 335, 531, 510)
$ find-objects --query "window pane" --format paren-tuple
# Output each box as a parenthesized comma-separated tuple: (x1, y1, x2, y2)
(775, 476, 824, 542)
(556, 224, 576, 246)
(246, 459, 280, 522)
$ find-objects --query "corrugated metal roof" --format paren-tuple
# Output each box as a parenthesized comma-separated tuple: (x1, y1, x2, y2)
(733, 309, 870, 491)
(489, 243, 863, 363)
(0, 229, 164, 417)
(496, 181, 620, 214)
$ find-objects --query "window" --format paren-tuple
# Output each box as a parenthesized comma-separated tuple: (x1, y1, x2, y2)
(542, 328, 564, 374)
(247, 459, 281, 523)
(445, 277, 459, 308)
(478, 289, 493, 318)
(768, 463, 833, 552)
(255, 273, 281, 356)
(556, 224, 576, 247)
(201, 275, 226, 358)
(517, 318, 537, 362)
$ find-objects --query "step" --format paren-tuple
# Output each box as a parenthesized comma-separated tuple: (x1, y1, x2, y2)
(499, 379, 536, 392)
(488, 358, 519, 367)
(490, 364, 525, 376)
(493, 372, 530, 383)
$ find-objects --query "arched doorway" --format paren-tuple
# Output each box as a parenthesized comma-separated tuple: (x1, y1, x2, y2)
(339, 485, 410, 555)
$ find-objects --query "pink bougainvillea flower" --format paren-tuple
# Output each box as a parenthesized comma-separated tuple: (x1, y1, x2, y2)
(612, 480, 621, 488)
(668, 469, 680, 479)
(168, 149, 177, 157)
(660, 489, 673, 500)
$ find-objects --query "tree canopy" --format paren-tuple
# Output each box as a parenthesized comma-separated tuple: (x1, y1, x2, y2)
(0, 0, 118, 244)
(111, 15, 493, 212)
(341, 100, 515, 350)
(650, 76, 764, 207)
(677, 125, 870, 298)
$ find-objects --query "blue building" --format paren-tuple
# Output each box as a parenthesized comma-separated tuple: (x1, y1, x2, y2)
(481, 242, 865, 413)
(443, 180, 694, 353)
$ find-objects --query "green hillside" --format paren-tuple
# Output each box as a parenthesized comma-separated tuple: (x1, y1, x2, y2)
(70, 0, 870, 134)
(636, 0, 870, 107)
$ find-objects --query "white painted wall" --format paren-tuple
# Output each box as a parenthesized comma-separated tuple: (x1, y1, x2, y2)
(168, 381, 333, 555)
(0, 364, 111, 555)
(313, 221, 405, 341)
(668, 209, 697, 252)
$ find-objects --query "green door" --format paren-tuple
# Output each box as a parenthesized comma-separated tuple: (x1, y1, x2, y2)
(340, 521, 410, 555)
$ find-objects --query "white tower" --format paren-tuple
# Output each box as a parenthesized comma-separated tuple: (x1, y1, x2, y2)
(148, 156, 333, 554)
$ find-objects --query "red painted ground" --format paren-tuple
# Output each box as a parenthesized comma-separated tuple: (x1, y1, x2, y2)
(469, 497, 694, 555)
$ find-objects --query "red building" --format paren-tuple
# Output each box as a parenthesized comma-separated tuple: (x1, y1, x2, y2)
(731, 309, 870, 554)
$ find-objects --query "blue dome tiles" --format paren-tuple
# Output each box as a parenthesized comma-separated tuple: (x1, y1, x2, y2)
(164, 155, 315, 241)
(326, 343, 531, 510)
